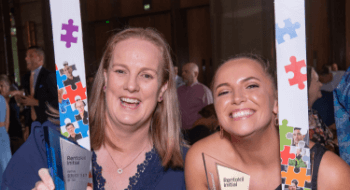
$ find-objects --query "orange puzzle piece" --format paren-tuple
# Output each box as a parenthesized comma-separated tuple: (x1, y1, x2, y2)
(281, 166, 311, 187)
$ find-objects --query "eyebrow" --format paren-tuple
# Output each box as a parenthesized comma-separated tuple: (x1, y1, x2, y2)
(112, 63, 158, 74)
(215, 77, 261, 90)
(242, 76, 261, 82)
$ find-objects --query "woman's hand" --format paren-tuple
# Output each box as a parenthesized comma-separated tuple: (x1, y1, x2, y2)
(8, 90, 24, 98)
(32, 168, 55, 190)
(32, 168, 93, 190)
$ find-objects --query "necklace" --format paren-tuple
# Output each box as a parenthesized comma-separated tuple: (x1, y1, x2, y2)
(105, 144, 148, 174)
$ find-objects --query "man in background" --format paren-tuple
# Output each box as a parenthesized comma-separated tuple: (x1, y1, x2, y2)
(177, 62, 213, 132)
(13, 46, 58, 140)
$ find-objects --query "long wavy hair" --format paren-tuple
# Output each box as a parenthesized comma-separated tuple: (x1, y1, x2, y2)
(89, 27, 184, 168)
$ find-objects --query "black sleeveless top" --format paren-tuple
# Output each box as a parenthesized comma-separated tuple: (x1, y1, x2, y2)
(275, 143, 327, 190)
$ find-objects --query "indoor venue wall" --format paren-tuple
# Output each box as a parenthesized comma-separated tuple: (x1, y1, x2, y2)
(2, 0, 350, 85)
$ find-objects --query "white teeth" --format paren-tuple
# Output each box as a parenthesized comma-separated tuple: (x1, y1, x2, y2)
(121, 98, 140, 104)
(231, 110, 254, 118)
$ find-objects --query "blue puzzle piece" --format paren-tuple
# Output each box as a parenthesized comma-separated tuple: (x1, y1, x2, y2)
(56, 70, 67, 89)
(59, 99, 70, 113)
(59, 105, 78, 125)
(76, 120, 89, 138)
(276, 18, 300, 44)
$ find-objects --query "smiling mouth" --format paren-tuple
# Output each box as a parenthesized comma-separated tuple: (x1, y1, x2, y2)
(120, 97, 141, 109)
(229, 109, 255, 120)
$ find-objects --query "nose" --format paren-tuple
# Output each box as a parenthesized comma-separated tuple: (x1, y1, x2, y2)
(123, 75, 140, 93)
(231, 89, 246, 105)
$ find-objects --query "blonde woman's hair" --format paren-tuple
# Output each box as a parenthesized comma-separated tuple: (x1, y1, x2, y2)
(89, 27, 184, 168)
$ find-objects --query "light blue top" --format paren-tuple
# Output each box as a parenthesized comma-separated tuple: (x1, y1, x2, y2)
(0, 95, 6, 124)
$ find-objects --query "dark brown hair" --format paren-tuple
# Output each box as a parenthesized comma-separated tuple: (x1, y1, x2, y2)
(89, 27, 184, 168)
(211, 53, 277, 93)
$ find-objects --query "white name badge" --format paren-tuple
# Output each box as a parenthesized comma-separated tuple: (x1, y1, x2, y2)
(216, 164, 250, 190)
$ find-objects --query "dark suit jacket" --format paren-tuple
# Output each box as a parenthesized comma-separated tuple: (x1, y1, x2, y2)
(22, 67, 58, 132)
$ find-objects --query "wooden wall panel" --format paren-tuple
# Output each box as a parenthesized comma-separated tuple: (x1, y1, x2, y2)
(118, 0, 171, 18)
(85, 0, 113, 22)
(306, 0, 330, 72)
(180, 0, 209, 9)
(85, 0, 97, 22)
(94, 22, 114, 62)
(346, 0, 350, 69)
(187, 6, 212, 86)
(128, 13, 172, 47)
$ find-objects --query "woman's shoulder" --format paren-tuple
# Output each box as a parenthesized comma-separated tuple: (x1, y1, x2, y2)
(309, 141, 350, 190)
(187, 132, 229, 157)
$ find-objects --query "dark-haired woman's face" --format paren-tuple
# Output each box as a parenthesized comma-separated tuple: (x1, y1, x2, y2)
(213, 58, 278, 137)
(308, 69, 322, 105)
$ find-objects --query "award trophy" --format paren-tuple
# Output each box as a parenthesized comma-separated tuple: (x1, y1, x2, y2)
(44, 126, 92, 190)
(203, 153, 250, 190)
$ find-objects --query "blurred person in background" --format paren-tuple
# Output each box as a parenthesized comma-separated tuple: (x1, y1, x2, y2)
(307, 66, 338, 154)
(0, 75, 24, 154)
(0, 94, 11, 186)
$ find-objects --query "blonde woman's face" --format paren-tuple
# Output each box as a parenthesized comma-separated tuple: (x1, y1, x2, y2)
(0, 81, 10, 97)
(103, 38, 167, 129)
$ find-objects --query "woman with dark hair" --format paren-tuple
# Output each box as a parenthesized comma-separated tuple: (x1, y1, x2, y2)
(306, 66, 338, 153)
(185, 54, 350, 190)
(2, 28, 187, 190)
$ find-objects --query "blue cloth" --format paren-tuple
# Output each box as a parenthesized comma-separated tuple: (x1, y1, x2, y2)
(334, 66, 350, 165)
(1, 121, 188, 190)
(312, 90, 335, 126)
(0, 95, 12, 190)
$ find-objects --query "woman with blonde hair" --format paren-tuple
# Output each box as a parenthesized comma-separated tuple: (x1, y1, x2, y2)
(2, 28, 187, 190)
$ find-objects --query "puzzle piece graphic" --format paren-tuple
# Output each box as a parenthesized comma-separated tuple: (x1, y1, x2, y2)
(59, 99, 70, 113)
(275, 18, 300, 44)
(61, 131, 69, 138)
(62, 81, 86, 104)
(56, 65, 67, 89)
(61, 19, 78, 48)
(281, 146, 295, 165)
(302, 155, 311, 169)
(279, 119, 294, 151)
(285, 56, 307, 90)
(59, 64, 77, 75)
(59, 105, 79, 125)
(281, 166, 311, 187)
(76, 120, 89, 138)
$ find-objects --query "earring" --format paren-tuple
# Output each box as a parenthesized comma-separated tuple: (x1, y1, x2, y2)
(220, 125, 224, 139)
(159, 96, 163, 102)
(275, 117, 279, 126)
(103, 86, 106, 91)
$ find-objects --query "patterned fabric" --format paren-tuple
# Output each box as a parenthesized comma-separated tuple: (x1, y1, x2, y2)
(333, 66, 350, 165)
(308, 109, 338, 153)
(92, 147, 181, 190)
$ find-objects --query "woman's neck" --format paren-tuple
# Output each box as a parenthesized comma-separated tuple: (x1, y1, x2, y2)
(104, 118, 152, 153)
(230, 122, 281, 167)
